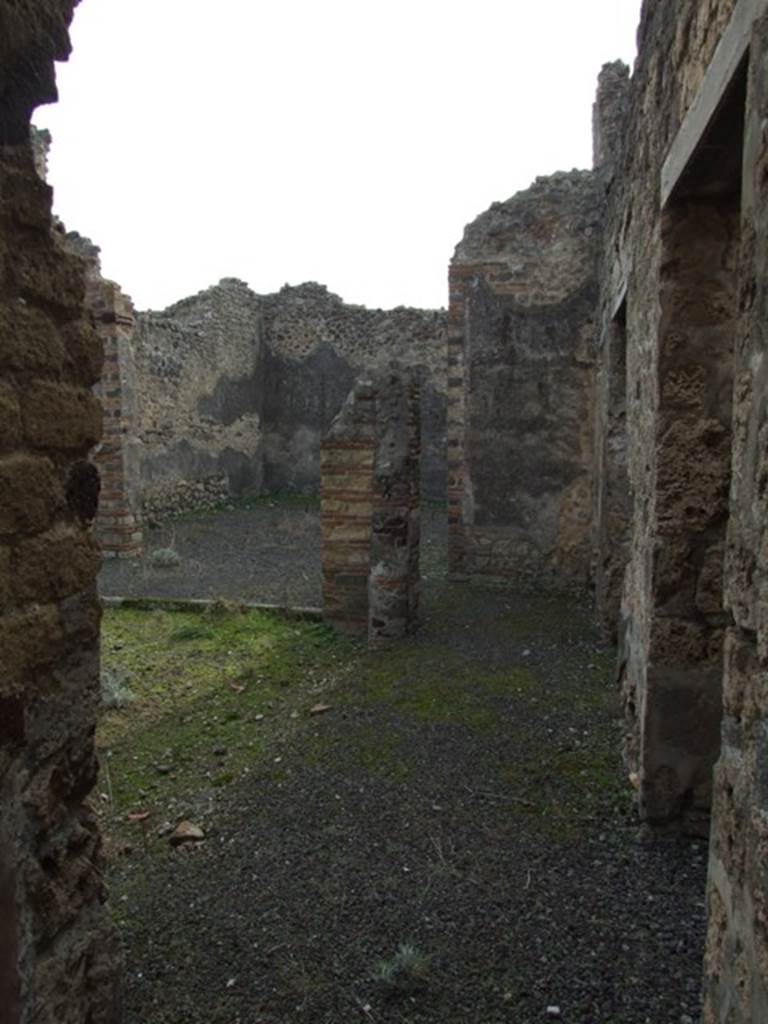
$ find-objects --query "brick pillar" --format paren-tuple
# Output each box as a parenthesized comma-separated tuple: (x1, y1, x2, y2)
(369, 373, 421, 640)
(321, 371, 421, 639)
(321, 381, 377, 635)
(89, 280, 143, 558)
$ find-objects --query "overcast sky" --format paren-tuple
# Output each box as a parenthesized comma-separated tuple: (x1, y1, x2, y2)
(40, 1, 639, 313)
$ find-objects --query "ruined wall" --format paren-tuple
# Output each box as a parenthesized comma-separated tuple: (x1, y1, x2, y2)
(261, 283, 445, 500)
(321, 371, 420, 639)
(132, 280, 445, 518)
(593, 0, 768, 1015)
(704, 8, 768, 1020)
(448, 170, 602, 588)
(597, 0, 741, 836)
(133, 278, 265, 518)
(0, 1, 121, 1018)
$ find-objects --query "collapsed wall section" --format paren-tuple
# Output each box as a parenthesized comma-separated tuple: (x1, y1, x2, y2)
(0, 5, 121, 1017)
(448, 171, 602, 588)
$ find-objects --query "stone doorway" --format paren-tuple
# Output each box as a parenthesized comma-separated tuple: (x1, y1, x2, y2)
(629, 55, 747, 834)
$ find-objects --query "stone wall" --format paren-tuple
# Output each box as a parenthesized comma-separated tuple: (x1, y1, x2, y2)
(704, 7, 768, 1020)
(261, 283, 445, 500)
(127, 280, 445, 519)
(321, 371, 420, 639)
(0, 0, 121, 1018)
(596, 0, 742, 836)
(448, 170, 603, 588)
(133, 278, 265, 519)
(591, 0, 767, 1017)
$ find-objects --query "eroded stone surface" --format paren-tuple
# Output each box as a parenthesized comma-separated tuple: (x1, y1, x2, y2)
(0, 4, 122, 1020)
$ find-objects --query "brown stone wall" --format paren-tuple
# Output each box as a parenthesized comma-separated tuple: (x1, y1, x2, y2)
(703, 10, 768, 1020)
(448, 171, 602, 588)
(0, 1, 122, 1016)
(321, 372, 420, 639)
(596, 0, 743, 835)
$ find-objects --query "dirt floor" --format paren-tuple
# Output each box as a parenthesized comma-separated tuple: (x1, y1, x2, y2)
(98, 504, 708, 1024)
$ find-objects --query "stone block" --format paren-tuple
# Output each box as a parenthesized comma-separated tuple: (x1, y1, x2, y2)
(13, 525, 101, 603)
(0, 301, 65, 374)
(0, 603, 63, 693)
(61, 318, 104, 387)
(0, 380, 21, 451)
(0, 545, 10, 610)
(22, 381, 102, 451)
(0, 454, 63, 536)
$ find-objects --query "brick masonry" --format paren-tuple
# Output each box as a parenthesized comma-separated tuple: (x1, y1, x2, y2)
(321, 371, 420, 640)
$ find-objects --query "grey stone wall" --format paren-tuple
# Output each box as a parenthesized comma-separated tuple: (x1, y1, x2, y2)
(133, 278, 266, 517)
(448, 170, 603, 588)
(132, 280, 446, 517)
(261, 283, 444, 500)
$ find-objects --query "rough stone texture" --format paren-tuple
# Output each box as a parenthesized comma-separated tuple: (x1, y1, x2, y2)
(703, 9, 768, 1021)
(129, 280, 445, 518)
(132, 278, 266, 518)
(596, 0, 742, 840)
(321, 371, 420, 639)
(448, 169, 602, 588)
(0, 2, 122, 1019)
(261, 283, 444, 500)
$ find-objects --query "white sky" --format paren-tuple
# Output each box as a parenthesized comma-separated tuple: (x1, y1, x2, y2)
(40, 0, 639, 313)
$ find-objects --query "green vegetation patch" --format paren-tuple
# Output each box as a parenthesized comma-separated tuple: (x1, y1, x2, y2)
(342, 642, 538, 730)
(99, 605, 353, 841)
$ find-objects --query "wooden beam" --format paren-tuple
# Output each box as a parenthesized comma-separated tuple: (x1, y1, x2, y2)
(661, 0, 768, 208)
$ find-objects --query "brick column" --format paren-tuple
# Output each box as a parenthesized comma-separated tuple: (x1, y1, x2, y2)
(369, 373, 421, 640)
(321, 371, 421, 639)
(89, 280, 143, 557)
(321, 381, 377, 635)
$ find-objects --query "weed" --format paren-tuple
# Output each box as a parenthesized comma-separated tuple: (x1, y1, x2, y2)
(170, 622, 216, 643)
(101, 665, 136, 710)
(148, 546, 181, 569)
(372, 943, 431, 991)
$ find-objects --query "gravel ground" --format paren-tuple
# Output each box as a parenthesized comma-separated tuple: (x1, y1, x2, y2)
(99, 502, 447, 609)
(99, 500, 325, 607)
(108, 544, 708, 1024)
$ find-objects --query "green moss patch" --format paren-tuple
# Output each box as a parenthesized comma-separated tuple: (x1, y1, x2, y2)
(99, 606, 353, 844)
